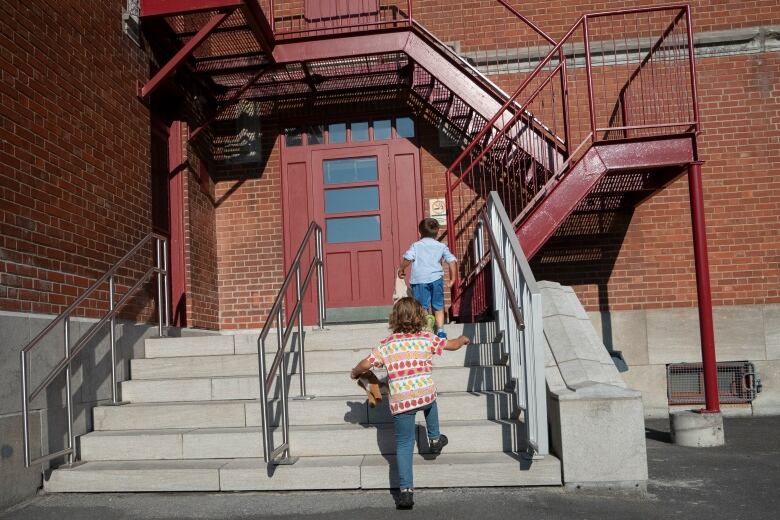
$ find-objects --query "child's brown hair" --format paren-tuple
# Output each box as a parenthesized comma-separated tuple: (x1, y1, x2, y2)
(418, 218, 440, 239)
(389, 297, 427, 334)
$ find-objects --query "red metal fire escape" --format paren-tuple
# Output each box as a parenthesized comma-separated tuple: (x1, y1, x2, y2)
(138, 0, 721, 413)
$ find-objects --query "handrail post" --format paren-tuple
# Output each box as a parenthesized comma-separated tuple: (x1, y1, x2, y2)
(109, 275, 118, 404)
(163, 238, 171, 327)
(315, 228, 326, 329)
(63, 316, 75, 465)
(583, 17, 597, 142)
(20, 351, 31, 467)
(257, 335, 271, 462)
(684, 6, 700, 133)
(558, 48, 572, 158)
(295, 266, 311, 399)
(155, 238, 164, 337)
(277, 308, 292, 461)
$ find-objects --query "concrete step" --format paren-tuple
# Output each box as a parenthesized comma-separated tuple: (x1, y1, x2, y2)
(120, 365, 511, 403)
(144, 322, 500, 358)
(79, 420, 522, 460)
(45, 452, 561, 492)
(93, 392, 518, 430)
(131, 343, 506, 380)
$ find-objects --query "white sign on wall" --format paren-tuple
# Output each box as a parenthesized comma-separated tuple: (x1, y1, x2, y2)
(429, 198, 447, 226)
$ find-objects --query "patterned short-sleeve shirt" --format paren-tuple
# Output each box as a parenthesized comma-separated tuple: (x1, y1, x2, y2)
(368, 331, 446, 415)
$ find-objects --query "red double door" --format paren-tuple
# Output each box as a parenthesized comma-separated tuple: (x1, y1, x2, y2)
(283, 140, 422, 323)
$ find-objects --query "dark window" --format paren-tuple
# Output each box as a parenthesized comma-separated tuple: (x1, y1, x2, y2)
(285, 127, 303, 146)
(328, 123, 347, 144)
(323, 157, 378, 184)
(307, 124, 324, 145)
(351, 121, 369, 142)
(326, 216, 381, 243)
(396, 117, 415, 138)
(374, 119, 392, 140)
(325, 187, 379, 214)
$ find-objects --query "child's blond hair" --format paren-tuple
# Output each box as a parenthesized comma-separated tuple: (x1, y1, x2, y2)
(388, 297, 427, 334)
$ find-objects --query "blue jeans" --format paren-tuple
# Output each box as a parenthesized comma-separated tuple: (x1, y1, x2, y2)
(393, 401, 440, 489)
(411, 278, 445, 312)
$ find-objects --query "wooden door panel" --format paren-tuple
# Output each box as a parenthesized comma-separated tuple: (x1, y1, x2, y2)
(325, 251, 353, 304)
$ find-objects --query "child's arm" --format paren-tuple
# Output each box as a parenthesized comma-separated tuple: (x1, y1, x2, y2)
(350, 356, 373, 379)
(445, 260, 458, 289)
(443, 335, 470, 351)
(397, 258, 412, 279)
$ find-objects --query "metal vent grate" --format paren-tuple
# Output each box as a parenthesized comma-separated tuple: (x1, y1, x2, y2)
(667, 362, 760, 405)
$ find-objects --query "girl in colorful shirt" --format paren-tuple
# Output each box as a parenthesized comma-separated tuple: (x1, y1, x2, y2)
(351, 297, 470, 510)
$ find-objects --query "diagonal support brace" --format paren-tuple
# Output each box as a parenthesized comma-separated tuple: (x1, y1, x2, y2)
(138, 9, 235, 100)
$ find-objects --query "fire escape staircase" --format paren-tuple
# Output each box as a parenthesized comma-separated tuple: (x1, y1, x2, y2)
(136, 3, 699, 322)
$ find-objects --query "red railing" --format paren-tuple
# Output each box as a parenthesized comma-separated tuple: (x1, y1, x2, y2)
(445, 4, 700, 317)
(266, 0, 413, 39)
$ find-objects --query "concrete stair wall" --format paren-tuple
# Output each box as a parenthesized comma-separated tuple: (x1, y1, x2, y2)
(45, 321, 561, 492)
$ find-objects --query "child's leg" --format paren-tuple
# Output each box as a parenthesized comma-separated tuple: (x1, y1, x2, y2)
(422, 401, 440, 441)
(431, 279, 446, 336)
(393, 410, 417, 489)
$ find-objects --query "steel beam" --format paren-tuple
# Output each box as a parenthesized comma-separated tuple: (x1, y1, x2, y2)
(140, 0, 242, 18)
(240, 0, 276, 61)
(687, 162, 720, 413)
(139, 9, 234, 100)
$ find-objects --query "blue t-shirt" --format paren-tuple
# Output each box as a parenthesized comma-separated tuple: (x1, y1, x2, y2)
(403, 237, 457, 284)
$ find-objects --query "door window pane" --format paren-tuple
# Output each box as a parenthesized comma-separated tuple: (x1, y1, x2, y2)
(396, 117, 415, 138)
(328, 123, 347, 144)
(327, 216, 381, 243)
(307, 124, 324, 145)
(323, 157, 378, 184)
(285, 127, 303, 146)
(325, 187, 379, 214)
(351, 121, 369, 142)
(374, 119, 391, 140)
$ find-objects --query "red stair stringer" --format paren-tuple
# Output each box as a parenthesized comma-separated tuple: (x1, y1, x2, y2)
(518, 135, 697, 259)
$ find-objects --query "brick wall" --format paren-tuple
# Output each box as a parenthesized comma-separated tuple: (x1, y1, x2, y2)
(213, 119, 284, 330)
(532, 51, 780, 310)
(0, 0, 154, 320)
(182, 137, 221, 329)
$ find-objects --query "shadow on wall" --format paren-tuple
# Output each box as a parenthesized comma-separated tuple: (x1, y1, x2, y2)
(25, 316, 156, 468)
(531, 208, 634, 361)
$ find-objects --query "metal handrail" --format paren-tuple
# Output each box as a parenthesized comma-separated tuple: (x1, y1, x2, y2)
(19, 232, 170, 468)
(257, 221, 325, 464)
(476, 192, 547, 457)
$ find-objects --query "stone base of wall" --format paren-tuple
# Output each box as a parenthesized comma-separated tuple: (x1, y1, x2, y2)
(0, 311, 160, 511)
(588, 304, 780, 419)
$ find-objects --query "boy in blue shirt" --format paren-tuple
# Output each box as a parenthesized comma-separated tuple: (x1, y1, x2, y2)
(397, 218, 458, 338)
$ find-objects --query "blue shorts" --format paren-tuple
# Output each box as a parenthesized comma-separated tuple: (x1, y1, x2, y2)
(411, 278, 445, 311)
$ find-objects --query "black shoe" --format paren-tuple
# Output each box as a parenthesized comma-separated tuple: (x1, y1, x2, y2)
(397, 488, 414, 510)
(429, 434, 448, 455)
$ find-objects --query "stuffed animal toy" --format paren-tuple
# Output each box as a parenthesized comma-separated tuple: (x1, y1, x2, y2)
(357, 370, 388, 408)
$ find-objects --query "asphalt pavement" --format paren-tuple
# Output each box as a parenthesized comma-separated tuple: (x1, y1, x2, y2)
(2, 416, 778, 520)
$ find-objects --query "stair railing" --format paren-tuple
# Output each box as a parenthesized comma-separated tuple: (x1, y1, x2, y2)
(446, 4, 699, 318)
(256, 221, 325, 465)
(474, 191, 547, 457)
(19, 233, 170, 468)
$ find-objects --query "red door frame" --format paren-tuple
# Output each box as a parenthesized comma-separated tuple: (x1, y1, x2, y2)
(312, 144, 394, 309)
(280, 118, 423, 323)
(168, 121, 187, 327)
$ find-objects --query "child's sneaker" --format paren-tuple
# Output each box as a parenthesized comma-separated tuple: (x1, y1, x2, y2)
(429, 434, 448, 455)
(436, 328, 447, 339)
(397, 488, 414, 510)
(425, 314, 436, 332)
